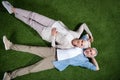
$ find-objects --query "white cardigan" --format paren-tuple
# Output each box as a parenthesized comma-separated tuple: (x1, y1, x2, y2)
(41, 21, 92, 49)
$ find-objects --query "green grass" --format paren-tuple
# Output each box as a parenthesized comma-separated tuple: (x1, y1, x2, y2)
(0, 0, 120, 80)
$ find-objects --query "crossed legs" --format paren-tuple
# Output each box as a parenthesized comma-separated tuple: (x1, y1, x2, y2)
(2, 1, 56, 36)
(14, 8, 55, 35)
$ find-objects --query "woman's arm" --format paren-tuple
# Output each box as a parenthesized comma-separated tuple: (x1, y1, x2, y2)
(51, 28, 57, 47)
(77, 23, 94, 42)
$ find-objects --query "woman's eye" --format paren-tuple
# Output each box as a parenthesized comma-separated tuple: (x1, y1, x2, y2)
(81, 40, 83, 43)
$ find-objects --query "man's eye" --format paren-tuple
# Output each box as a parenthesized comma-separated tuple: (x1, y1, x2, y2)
(91, 53, 93, 55)
(81, 44, 83, 46)
(90, 50, 92, 52)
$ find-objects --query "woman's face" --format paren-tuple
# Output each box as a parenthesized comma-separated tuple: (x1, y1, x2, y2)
(72, 39, 86, 48)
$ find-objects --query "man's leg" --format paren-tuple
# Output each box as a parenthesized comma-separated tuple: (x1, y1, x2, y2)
(10, 56, 55, 79)
(2, 56, 55, 80)
(3, 36, 56, 79)
(11, 44, 56, 58)
(3, 35, 56, 58)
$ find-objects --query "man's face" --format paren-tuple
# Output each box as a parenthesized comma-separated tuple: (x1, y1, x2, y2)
(72, 39, 86, 48)
(84, 48, 96, 58)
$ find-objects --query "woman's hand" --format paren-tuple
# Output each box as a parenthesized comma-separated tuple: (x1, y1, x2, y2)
(88, 34, 94, 42)
(51, 28, 58, 36)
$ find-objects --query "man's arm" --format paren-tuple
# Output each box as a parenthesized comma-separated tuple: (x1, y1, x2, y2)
(77, 23, 94, 42)
(91, 57, 100, 71)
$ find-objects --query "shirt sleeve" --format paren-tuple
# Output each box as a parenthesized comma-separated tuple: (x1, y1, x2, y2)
(51, 36, 56, 47)
(82, 61, 97, 71)
(58, 21, 68, 29)
(53, 60, 69, 71)
(77, 23, 93, 38)
(56, 43, 73, 49)
(56, 45, 64, 49)
(51, 37, 69, 49)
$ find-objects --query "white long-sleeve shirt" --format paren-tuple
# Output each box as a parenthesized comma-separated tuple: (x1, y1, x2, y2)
(41, 21, 93, 49)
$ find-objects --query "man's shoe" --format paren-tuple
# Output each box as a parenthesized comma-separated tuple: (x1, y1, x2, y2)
(3, 72, 11, 80)
(3, 35, 12, 50)
(2, 1, 13, 14)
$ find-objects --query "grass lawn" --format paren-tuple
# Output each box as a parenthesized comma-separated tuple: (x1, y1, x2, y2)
(0, 0, 120, 80)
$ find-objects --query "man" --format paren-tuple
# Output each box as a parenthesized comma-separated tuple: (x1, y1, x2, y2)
(2, 36, 99, 80)
(2, 1, 93, 49)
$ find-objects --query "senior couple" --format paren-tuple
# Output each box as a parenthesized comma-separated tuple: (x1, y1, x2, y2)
(2, 1, 99, 80)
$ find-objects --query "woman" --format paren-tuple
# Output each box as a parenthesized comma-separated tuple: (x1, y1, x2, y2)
(2, 1, 93, 49)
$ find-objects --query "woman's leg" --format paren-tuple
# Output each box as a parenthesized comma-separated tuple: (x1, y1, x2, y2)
(14, 8, 55, 35)
(14, 8, 55, 27)
(14, 8, 45, 35)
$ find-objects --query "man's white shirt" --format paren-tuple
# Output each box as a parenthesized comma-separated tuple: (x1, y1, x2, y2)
(57, 47, 83, 61)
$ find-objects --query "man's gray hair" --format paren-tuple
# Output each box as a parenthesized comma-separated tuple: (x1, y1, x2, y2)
(92, 47, 98, 57)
